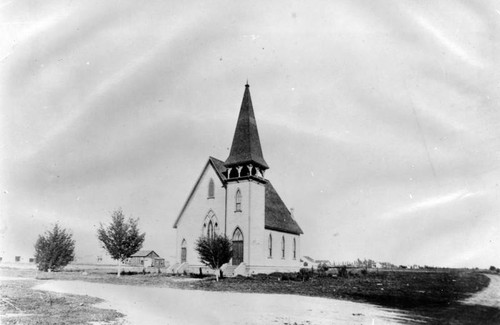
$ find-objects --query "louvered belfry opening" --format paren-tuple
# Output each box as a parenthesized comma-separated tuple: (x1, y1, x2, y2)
(224, 84, 268, 183)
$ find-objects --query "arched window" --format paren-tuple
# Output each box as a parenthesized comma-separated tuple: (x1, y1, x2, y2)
(235, 189, 242, 212)
(293, 238, 296, 259)
(233, 228, 243, 241)
(208, 178, 215, 199)
(232, 228, 244, 265)
(268, 234, 272, 258)
(281, 236, 285, 259)
(203, 210, 218, 238)
(207, 220, 214, 239)
(181, 239, 187, 263)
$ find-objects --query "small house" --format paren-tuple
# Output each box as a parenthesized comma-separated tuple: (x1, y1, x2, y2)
(301, 256, 319, 269)
(128, 250, 164, 267)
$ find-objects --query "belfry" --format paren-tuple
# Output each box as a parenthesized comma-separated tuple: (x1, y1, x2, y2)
(173, 84, 303, 275)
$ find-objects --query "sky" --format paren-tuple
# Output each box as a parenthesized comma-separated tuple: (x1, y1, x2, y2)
(1, 0, 499, 268)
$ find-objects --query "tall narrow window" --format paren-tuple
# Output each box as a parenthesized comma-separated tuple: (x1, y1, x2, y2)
(208, 179, 215, 198)
(181, 239, 187, 263)
(293, 238, 296, 259)
(232, 228, 244, 265)
(268, 234, 272, 257)
(207, 220, 214, 239)
(281, 236, 285, 259)
(235, 189, 242, 212)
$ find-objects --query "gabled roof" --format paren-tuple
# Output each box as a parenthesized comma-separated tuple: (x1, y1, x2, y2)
(265, 181, 303, 235)
(173, 157, 226, 229)
(209, 156, 227, 182)
(225, 84, 269, 170)
(173, 158, 304, 236)
(130, 250, 159, 258)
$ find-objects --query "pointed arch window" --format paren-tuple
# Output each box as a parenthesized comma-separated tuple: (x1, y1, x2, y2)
(293, 238, 297, 259)
(232, 228, 244, 265)
(233, 228, 243, 241)
(281, 236, 285, 259)
(268, 234, 273, 258)
(203, 210, 218, 238)
(208, 178, 215, 199)
(235, 189, 242, 212)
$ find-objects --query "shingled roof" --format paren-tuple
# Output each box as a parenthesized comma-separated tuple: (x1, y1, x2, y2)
(130, 250, 159, 258)
(209, 156, 227, 182)
(264, 181, 303, 235)
(224, 84, 269, 170)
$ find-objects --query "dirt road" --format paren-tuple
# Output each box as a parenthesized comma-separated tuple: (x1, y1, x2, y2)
(463, 274, 500, 308)
(35, 280, 413, 324)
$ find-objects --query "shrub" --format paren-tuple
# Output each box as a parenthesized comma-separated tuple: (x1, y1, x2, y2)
(338, 266, 348, 278)
(489, 266, 496, 271)
(299, 268, 313, 281)
(34, 224, 75, 272)
(326, 268, 339, 277)
(318, 263, 329, 272)
(194, 233, 232, 281)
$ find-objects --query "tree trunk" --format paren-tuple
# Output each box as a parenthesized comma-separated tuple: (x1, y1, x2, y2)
(215, 268, 219, 282)
(117, 260, 121, 277)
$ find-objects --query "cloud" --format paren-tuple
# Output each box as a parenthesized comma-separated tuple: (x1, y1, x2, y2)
(382, 189, 480, 220)
(2, 0, 500, 268)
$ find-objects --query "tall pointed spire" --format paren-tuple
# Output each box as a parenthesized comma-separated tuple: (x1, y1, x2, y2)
(225, 84, 269, 171)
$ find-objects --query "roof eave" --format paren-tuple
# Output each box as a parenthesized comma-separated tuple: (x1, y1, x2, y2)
(264, 225, 303, 235)
(173, 158, 227, 229)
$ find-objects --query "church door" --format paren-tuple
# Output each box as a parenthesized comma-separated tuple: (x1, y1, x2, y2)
(232, 228, 243, 265)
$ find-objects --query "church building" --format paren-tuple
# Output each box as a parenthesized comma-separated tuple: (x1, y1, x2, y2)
(173, 84, 303, 275)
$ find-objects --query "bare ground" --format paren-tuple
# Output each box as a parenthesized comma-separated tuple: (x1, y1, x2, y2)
(2, 266, 500, 324)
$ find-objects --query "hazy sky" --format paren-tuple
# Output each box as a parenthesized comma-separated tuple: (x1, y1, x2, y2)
(1, 1, 499, 268)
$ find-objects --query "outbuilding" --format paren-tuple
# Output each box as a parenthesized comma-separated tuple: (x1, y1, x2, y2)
(128, 250, 164, 267)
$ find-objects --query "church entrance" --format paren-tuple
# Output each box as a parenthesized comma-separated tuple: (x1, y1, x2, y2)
(232, 228, 243, 265)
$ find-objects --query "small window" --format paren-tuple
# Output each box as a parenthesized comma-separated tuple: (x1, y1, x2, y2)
(268, 234, 272, 258)
(281, 236, 285, 259)
(235, 189, 242, 212)
(293, 238, 296, 259)
(208, 179, 215, 199)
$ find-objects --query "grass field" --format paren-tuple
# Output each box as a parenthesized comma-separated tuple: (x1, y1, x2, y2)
(1, 266, 499, 324)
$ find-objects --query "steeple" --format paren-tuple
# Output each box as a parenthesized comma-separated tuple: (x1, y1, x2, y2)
(225, 84, 268, 179)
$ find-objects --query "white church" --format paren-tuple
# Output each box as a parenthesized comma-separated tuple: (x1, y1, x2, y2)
(173, 84, 303, 275)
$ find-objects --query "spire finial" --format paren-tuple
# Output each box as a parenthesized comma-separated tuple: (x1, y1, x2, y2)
(245, 79, 249, 87)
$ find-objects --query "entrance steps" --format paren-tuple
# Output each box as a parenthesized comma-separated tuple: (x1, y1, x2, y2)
(222, 264, 238, 277)
(220, 262, 247, 277)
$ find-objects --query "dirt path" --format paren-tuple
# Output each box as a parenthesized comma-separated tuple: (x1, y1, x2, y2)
(463, 274, 500, 308)
(34, 280, 414, 325)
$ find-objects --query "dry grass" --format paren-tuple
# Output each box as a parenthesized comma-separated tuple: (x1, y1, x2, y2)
(2, 266, 499, 324)
(0, 277, 123, 324)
